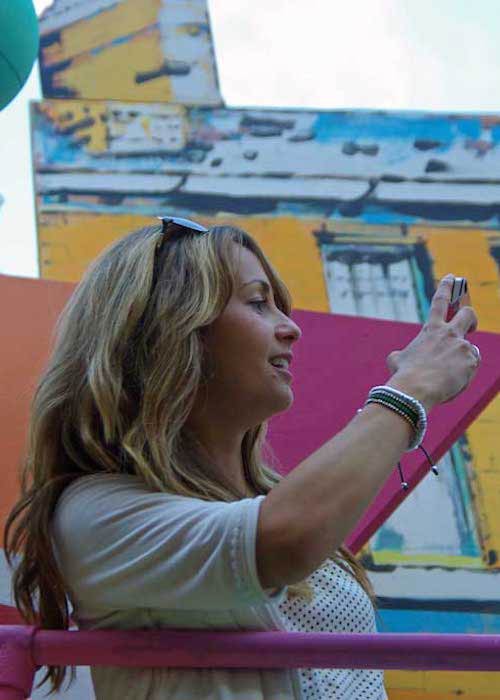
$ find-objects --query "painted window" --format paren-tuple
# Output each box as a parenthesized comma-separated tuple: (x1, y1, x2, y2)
(318, 233, 481, 567)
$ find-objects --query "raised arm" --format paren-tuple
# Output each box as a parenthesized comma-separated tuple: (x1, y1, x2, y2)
(255, 274, 479, 588)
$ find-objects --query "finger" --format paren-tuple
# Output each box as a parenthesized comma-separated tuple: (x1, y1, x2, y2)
(427, 275, 454, 326)
(449, 306, 478, 336)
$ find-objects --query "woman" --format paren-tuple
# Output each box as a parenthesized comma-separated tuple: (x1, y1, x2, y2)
(4, 219, 479, 699)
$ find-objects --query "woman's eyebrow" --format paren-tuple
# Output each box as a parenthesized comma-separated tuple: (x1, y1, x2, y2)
(239, 279, 271, 294)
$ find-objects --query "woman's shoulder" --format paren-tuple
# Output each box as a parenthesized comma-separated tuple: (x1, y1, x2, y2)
(52, 472, 197, 549)
(54, 472, 236, 517)
(60, 471, 141, 500)
(53, 474, 264, 536)
(54, 473, 127, 517)
(54, 472, 175, 525)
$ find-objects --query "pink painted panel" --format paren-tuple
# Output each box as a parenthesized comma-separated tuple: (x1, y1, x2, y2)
(267, 309, 500, 551)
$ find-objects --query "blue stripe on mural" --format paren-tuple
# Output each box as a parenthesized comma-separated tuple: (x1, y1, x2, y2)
(377, 608, 500, 634)
(312, 111, 482, 144)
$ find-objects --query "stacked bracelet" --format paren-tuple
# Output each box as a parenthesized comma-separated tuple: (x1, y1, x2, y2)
(358, 385, 437, 491)
(366, 385, 427, 451)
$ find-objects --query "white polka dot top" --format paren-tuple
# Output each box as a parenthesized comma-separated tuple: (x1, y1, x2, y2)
(277, 557, 387, 700)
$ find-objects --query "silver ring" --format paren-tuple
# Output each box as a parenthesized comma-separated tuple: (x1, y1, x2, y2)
(470, 343, 481, 365)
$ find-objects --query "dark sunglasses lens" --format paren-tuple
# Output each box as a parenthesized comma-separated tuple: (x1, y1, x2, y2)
(160, 216, 208, 233)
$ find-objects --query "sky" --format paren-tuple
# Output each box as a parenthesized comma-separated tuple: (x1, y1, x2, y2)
(2, 0, 500, 278)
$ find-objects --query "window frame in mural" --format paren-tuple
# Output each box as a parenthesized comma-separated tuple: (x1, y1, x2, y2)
(314, 225, 483, 569)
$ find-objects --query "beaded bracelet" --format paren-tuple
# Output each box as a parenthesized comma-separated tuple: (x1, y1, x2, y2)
(358, 385, 438, 491)
(368, 386, 427, 451)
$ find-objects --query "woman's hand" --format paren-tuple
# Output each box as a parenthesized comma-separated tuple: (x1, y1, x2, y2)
(385, 274, 479, 411)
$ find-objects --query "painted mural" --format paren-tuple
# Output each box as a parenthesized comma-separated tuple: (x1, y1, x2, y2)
(2, 0, 498, 697)
(38, 0, 222, 105)
(28, 99, 500, 698)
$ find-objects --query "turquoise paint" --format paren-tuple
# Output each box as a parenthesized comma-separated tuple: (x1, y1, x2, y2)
(312, 111, 481, 144)
(448, 441, 481, 558)
(410, 257, 430, 319)
(358, 208, 418, 225)
(374, 527, 404, 551)
(378, 608, 500, 634)
(491, 125, 500, 143)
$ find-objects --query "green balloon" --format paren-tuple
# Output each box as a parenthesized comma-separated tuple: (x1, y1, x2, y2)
(0, 0, 40, 111)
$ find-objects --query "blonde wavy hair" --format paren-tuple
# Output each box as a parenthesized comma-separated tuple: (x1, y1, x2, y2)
(4, 222, 374, 695)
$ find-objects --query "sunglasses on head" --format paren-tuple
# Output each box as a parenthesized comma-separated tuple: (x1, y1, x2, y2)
(157, 215, 208, 235)
(151, 217, 209, 288)
(155, 216, 209, 254)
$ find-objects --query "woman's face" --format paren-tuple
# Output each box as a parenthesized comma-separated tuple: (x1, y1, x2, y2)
(199, 243, 302, 427)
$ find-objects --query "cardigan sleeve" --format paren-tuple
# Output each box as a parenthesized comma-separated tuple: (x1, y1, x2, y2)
(51, 474, 288, 611)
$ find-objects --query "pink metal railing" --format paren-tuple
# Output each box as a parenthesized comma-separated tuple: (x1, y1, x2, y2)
(1, 627, 500, 699)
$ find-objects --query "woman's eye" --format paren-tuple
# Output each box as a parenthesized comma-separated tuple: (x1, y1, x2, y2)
(250, 299, 268, 312)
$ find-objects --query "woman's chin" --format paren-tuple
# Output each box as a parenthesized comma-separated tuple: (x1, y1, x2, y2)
(269, 387, 294, 416)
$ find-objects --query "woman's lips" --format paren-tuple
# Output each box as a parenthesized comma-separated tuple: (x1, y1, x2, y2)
(271, 364, 292, 380)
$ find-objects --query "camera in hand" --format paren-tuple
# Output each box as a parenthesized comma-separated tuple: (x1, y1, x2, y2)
(446, 277, 470, 322)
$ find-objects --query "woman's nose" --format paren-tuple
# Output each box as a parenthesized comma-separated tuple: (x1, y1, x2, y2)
(277, 317, 302, 342)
